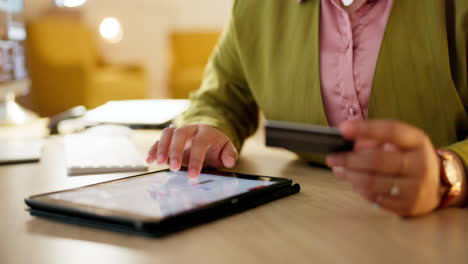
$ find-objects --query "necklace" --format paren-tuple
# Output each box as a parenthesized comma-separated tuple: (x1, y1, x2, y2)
(342, 0, 354, 6)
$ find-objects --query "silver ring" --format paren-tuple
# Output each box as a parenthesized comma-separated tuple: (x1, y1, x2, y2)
(390, 180, 400, 197)
(373, 203, 381, 210)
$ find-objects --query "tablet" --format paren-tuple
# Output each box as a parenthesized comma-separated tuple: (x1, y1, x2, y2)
(25, 169, 300, 237)
(265, 120, 354, 154)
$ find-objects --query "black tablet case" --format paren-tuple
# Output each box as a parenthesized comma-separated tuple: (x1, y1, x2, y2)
(26, 183, 300, 237)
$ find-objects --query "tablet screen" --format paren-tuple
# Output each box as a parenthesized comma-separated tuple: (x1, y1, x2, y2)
(40, 170, 279, 220)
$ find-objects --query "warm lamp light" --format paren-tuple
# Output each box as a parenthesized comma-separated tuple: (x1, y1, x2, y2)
(99, 17, 123, 43)
(55, 0, 88, 8)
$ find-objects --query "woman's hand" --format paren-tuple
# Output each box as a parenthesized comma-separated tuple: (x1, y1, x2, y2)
(146, 124, 238, 178)
(326, 120, 442, 216)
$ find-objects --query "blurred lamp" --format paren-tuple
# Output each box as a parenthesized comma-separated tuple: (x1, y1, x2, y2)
(99, 17, 123, 43)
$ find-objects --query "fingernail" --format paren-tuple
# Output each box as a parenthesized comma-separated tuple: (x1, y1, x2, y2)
(332, 166, 345, 177)
(326, 155, 337, 166)
(224, 156, 236, 168)
(339, 121, 355, 137)
(157, 154, 164, 165)
(383, 143, 398, 152)
(189, 168, 199, 178)
(146, 156, 153, 164)
(170, 159, 179, 171)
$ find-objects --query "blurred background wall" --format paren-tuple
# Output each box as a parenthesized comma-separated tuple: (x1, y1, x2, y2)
(24, 0, 232, 99)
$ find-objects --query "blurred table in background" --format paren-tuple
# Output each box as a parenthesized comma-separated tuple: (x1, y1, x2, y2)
(1, 122, 468, 264)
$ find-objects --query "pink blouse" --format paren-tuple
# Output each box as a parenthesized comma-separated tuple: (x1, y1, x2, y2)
(319, 0, 394, 126)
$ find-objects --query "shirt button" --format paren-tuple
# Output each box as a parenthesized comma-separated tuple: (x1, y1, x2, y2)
(348, 106, 357, 116)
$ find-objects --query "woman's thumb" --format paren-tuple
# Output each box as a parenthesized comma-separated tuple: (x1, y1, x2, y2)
(220, 142, 238, 168)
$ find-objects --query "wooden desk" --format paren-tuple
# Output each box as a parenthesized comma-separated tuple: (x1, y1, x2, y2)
(1, 125, 468, 264)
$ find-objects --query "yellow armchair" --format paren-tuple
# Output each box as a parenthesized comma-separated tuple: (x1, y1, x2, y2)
(169, 31, 220, 99)
(26, 14, 148, 116)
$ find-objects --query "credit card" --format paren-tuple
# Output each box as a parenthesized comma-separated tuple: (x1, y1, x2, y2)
(265, 120, 354, 154)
